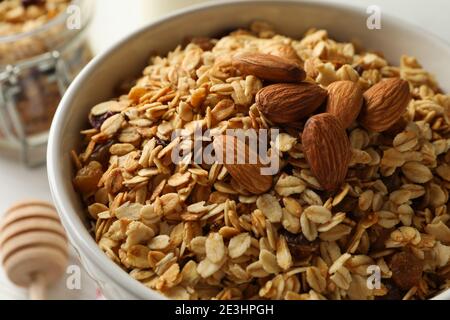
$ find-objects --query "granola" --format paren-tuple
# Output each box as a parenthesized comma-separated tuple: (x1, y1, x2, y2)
(73, 22, 450, 300)
(0, 0, 70, 37)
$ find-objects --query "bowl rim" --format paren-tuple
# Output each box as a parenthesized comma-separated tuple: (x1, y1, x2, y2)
(48, 0, 450, 300)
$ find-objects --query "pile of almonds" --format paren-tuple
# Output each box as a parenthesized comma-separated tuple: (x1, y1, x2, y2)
(231, 51, 411, 193)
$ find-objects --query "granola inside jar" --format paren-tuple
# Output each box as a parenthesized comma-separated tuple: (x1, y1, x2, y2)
(0, 0, 93, 166)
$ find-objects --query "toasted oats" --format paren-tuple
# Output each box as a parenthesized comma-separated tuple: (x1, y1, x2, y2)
(282, 208, 301, 234)
(377, 211, 400, 229)
(275, 175, 306, 196)
(389, 190, 412, 205)
(277, 236, 293, 270)
(110, 143, 136, 156)
(123, 221, 155, 250)
(115, 202, 143, 220)
(260, 249, 281, 274)
(149, 235, 171, 250)
(436, 164, 450, 182)
(301, 211, 318, 241)
(317, 212, 346, 233)
(101, 114, 124, 136)
(197, 258, 222, 278)
(306, 267, 326, 293)
(205, 233, 226, 263)
(319, 224, 352, 242)
(304, 205, 332, 224)
(256, 194, 282, 223)
(190, 236, 207, 255)
(283, 197, 303, 217)
(127, 245, 151, 268)
(425, 222, 450, 244)
(328, 253, 351, 274)
(275, 133, 297, 152)
(73, 22, 450, 300)
(225, 233, 250, 260)
(331, 267, 352, 290)
(402, 161, 433, 183)
(358, 190, 374, 211)
(91, 100, 120, 116)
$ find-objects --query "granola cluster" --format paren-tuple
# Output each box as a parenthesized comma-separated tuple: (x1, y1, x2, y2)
(73, 22, 450, 300)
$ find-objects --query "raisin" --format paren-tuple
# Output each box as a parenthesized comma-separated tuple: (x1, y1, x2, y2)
(354, 65, 364, 76)
(382, 170, 402, 193)
(191, 37, 215, 51)
(281, 230, 318, 261)
(21, 0, 44, 7)
(73, 161, 103, 195)
(89, 140, 115, 167)
(376, 279, 404, 300)
(89, 111, 117, 130)
(155, 136, 169, 148)
(369, 226, 394, 251)
(390, 251, 423, 290)
(203, 222, 222, 234)
(334, 196, 358, 213)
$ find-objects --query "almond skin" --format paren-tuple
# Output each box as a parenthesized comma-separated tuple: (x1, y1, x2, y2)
(232, 52, 306, 83)
(256, 83, 327, 124)
(326, 80, 363, 129)
(263, 43, 302, 64)
(359, 78, 411, 132)
(302, 114, 351, 191)
(213, 135, 273, 195)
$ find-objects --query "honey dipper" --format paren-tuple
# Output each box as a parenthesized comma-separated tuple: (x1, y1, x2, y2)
(0, 201, 69, 300)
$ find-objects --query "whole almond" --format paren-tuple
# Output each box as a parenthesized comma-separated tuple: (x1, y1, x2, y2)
(359, 78, 411, 132)
(232, 52, 306, 83)
(302, 114, 351, 191)
(256, 83, 327, 124)
(213, 135, 273, 195)
(326, 80, 363, 129)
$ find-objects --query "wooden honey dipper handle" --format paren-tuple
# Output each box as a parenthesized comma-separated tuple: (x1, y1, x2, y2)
(30, 273, 47, 301)
(0, 201, 69, 300)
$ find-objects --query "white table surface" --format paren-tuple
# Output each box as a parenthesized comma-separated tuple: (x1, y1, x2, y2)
(1, 0, 449, 300)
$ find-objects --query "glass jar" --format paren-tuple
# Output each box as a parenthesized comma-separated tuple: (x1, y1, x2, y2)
(0, 0, 93, 166)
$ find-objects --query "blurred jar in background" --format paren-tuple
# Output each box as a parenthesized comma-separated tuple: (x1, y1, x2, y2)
(0, 0, 93, 166)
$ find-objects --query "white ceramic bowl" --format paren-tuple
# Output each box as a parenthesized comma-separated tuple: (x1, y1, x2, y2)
(48, 0, 450, 300)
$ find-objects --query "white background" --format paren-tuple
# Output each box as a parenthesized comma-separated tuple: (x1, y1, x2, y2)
(0, 0, 449, 299)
